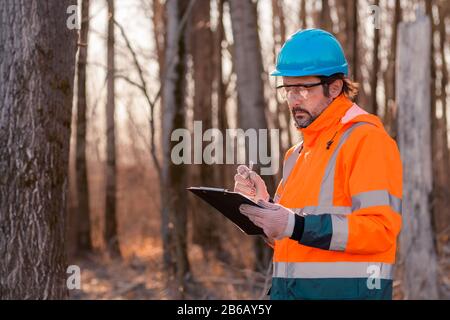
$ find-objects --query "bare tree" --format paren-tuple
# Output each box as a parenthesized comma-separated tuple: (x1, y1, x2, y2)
(427, 0, 450, 254)
(397, 14, 439, 299)
(271, 0, 293, 182)
(189, 0, 222, 252)
(347, 0, 359, 84)
(0, 0, 78, 299)
(299, 0, 307, 29)
(435, 0, 450, 252)
(369, 0, 380, 115)
(215, 0, 230, 187)
(229, 0, 274, 271)
(152, 0, 166, 81)
(335, 0, 347, 45)
(161, 0, 192, 296)
(104, 0, 121, 258)
(383, 0, 401, 138)
(76, 0, 93, 254)
(320, 0, 333, 32)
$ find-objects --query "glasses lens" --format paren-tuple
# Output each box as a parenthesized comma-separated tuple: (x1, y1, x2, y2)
(282, 87, 307, 100)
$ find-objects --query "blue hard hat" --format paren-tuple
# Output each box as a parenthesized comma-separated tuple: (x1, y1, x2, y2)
(271, 29, 348, 77)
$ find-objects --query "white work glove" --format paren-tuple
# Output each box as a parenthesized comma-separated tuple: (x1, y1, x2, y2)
(234, 165, 269, 202)
(239, 199, 296, 240)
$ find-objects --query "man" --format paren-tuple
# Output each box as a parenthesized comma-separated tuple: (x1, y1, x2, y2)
(235, 29, 402, 300)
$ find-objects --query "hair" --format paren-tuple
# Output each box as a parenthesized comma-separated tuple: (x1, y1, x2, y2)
(318, 73, 359, 100)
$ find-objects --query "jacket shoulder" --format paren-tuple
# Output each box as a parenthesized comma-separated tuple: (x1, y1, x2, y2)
(342, 121, 401, 160)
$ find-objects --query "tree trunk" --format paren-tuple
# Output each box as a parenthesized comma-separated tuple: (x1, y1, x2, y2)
(161, 0, 190, 296)
(320, 0, 333, 32)
(397, 15, 439, 299)
(0, 0, 77, 299)
(430, 0, 450, 254)
(346, 0, 358, 83)
(229, 0, 274, 271)
(215, 0, 230, 188)
(383, 0, 401, 139)
(190, 0, 222, 252)
(299, 0, 307, 29)
(152, 0, 166, 80)
(271, 0, 292, 181)
(76, 0, 93, 254)
(335, 0, 348, 47)
(369, 0, 380, 115)
(104, 0, 121, 258)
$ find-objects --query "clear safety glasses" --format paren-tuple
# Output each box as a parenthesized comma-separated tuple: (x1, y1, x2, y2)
(276, 81, 327, 101)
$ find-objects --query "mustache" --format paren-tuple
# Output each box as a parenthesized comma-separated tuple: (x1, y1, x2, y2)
(291, 107, 312, 117)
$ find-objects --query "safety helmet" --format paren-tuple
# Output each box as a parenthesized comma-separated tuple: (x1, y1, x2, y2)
(271, 28, 348, 77)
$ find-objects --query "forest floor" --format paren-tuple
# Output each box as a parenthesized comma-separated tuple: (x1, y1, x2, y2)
(67, 164, 450, 300)
(68, 237, 271, 300)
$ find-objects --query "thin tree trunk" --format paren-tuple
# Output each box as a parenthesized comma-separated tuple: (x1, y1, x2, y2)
(347, 0, 358, 82)
(190, 0, 222, 251)
(161, 0, 191, 296)
(0, 0, 77, 299)
(152, 0, 165, 79)
(430, 0, 450, 254)
(320, 0, 333, 32)
(271, 0, 292, 180)
(383, 0, 401, 139)
(397, 15, 439, 299)
(215, 0, 230, 187)
(104, 0, 121, 258)
(76, 0, 93, 254)
(369, 0, 380, 115)
(335, 0, 347, 46)
(299, 0, 307, 29)
(229, 0, 274, 272)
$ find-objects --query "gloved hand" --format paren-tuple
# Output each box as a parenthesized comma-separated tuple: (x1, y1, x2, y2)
(234, 165, 269, 202)
(239, 200, 295, 240)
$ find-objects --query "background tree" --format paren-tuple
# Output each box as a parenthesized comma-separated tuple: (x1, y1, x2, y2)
(161, 0, 192, 296)
(104, 0, 121, 258)
(427, 0, 450, 256)
(0, 0, 78, 299)
(369, 0, 380, 115)
(383, 0, 401, 138)
(75, 0, 93, 255)
(189, 0, 222, 253)
(397, 14, 439, 299)
(229, 0, 275, 271)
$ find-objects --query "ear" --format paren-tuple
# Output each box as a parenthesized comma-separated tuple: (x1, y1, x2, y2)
(328, 79, 343, 98)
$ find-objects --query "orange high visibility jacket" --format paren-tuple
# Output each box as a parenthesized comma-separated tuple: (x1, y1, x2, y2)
(271, 94, 402, 300)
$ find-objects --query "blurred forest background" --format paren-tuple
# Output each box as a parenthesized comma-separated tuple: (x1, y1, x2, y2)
(0, 0, 449, 300)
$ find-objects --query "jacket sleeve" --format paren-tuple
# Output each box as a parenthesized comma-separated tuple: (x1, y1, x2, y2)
(290, 128, 402, 254)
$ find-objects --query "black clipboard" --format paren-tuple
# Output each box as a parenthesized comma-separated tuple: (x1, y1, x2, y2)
(187, 187, 264, 235)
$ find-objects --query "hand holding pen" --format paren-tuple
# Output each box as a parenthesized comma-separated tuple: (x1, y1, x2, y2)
(233, 160, 270, 202)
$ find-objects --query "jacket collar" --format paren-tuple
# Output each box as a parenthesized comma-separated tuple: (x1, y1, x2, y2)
(299, 94, 353, 148)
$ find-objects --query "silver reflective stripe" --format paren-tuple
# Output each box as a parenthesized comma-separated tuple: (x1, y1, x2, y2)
(290, 192, 402, 216)
(291, 208, 303, 215)
(282, 142, 303, 186)
(273, 261, 393, 279)
(318, 122, 372, 207)
(352, 190, 402, 215)
(329, 215, 348, 251)
(301, 206, 352, 215)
